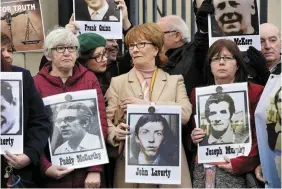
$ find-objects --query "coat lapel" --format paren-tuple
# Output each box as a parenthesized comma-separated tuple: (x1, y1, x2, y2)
(151, 69, 167, 101)
(128, 69, 143, 99)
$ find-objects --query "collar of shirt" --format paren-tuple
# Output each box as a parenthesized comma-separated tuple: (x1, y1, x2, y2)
(208, 125, 234, 144)
(138, 152, 160, 165)
(61, 132, 93, 152)
(88, 1, 109, 20)
(270, 61, 281, 74)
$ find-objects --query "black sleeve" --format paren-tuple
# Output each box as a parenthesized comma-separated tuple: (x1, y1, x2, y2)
(117, 50, 132, 75)
(23, 70, 50, 165)
(194, 31, 209, 74)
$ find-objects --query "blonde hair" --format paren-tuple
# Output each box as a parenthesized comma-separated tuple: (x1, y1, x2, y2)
(125, 22, 168, 67)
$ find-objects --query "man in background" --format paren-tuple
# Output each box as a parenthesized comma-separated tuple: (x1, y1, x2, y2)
(260, 23, 281, 75)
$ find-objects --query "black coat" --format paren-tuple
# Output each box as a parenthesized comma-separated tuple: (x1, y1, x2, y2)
(163, 31, 207, 96)
(74, 0, 120, 22)
(1, 66, 50, 187)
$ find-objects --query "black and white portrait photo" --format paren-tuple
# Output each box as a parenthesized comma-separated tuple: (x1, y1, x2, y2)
(49, 100, 102, 155)
(125, 105, 181, 185)
(128, 114, 179, 166)
(208, 0, 261, 51)
(1, 80, 22, 135)
(211, 0, 259, 37)
(196, 83, 252, 163)
(1, 72, 23, 154)
(74, 0, 120, 22)
(43, 90, 108, 169)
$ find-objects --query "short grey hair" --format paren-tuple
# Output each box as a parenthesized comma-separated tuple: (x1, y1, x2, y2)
(44, 26, 80, 58)
(159, 15, 190, 42)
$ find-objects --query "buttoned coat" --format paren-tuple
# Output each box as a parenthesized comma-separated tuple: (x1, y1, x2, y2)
(105, 68, 192, 188)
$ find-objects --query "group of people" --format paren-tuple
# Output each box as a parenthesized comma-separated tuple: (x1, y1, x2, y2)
(1, 0, 281, 188)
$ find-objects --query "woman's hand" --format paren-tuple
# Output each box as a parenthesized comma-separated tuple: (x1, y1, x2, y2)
(120, 97, 150, 112)
(85, 172, 101, 188)
(65, 13, 80, 34)
(115, 0, 131, 30)
(191, 128, 206, 144)
(217, 156, 234, 174)
(45, 165, 74, 179)
(115, 122, 130, 142)
(255, 164, 266, 183)
(3, 151, 31, 169)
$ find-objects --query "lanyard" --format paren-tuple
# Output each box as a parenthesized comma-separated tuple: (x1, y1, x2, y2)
(149, 68, 158, 100)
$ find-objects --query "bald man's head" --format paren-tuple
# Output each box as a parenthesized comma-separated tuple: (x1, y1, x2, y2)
(260, 23, 281, 67)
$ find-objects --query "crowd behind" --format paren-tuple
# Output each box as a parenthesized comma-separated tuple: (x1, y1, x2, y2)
(1, 0, 281, 188)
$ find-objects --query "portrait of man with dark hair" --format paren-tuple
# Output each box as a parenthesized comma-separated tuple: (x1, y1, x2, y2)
(200, 87, 237, 146)
(1, 81, 19, 135)
(211, 0, 259, 37)
(128, 114, 179, 166)
(74, 0, 120, 22)
(52, 101, 101, 155)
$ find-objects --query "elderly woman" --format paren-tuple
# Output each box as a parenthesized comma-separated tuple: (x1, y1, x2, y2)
(33, 27, 107, 188)
(105, 22, 192, 188)
(190, 39, 264, 188)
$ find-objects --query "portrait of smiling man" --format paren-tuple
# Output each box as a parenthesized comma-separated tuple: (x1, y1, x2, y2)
(1, 81, 19, 135)
(200, 89, 238, 146)
(53, 102, 101, 155)
(211, 0, 258, 37)
(74, 0, 120, 22)
(128, 114, 178, 166)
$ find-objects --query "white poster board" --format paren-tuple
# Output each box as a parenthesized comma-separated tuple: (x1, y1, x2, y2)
(73, 0, 122, 39)
(196, 83, 252, 163)
(125, 105, 182, 185)
(0, 72, 23, 154)
(208, 0, 261, 51)
(43, 89, 108, 169)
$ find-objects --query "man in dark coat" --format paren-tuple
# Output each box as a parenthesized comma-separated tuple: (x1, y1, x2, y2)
(74, 0, 120, 22)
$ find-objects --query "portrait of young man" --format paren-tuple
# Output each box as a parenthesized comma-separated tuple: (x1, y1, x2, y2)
(128, 114, 179, 166)
(52, 102, 101, 155)
(1, 81, 20, 135)
(211, 0, 259, 37)
(200, 90, 238, 146)
(74, 0, 120, 22)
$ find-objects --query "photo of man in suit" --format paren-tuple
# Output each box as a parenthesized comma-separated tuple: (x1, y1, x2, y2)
(200, 89, 237, 146)
(74, 0, 120, 22)
(128, 114, 178, 166)
(211, 0, 258, 37)
(53, 102, 101, 155)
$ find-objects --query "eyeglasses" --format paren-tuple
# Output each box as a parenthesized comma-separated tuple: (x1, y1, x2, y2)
(211, 56, 235, 63)
(128, 42, 154, 50)
(51, 46, 78, 53)
(89, 50, 108, 63)
(163, 30, 177, 34)
(55, 116, 77, 125)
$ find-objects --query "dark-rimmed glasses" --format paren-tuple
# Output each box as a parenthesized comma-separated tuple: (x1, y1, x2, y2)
(163, 30, 177, 34)
(128, 42, 154, 50)
(211, 56, 235, 63)
(89, 51, 108, 63)
(51, 46, 78, 53)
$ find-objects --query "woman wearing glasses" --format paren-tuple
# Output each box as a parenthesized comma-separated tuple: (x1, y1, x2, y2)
(105, 22, 192, 188)
(76, 32, 110, 94)
(33, 27, 107, 188)
(190, 39, 264, 188)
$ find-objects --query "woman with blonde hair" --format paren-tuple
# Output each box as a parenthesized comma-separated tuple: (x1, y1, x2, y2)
(105, 22, 192, 188)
